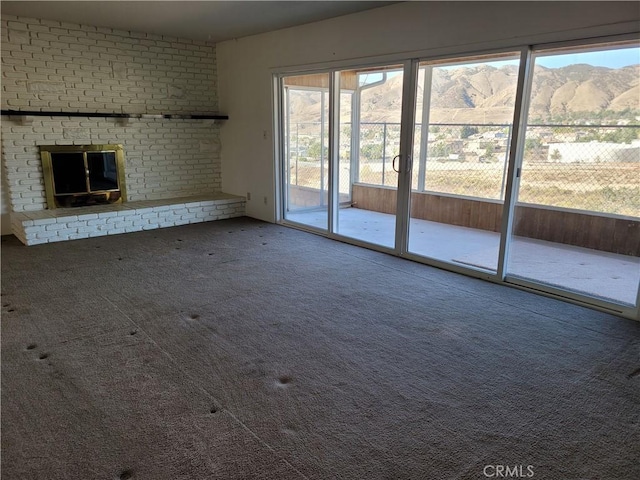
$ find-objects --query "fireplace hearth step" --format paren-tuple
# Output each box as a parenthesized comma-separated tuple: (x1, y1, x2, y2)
(11, 193, 245, 246)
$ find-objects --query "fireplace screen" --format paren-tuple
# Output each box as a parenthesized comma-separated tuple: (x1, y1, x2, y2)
(40, 144, 126, 208)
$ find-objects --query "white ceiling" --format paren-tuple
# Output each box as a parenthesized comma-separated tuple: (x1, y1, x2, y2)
(2, 1, 397, 43)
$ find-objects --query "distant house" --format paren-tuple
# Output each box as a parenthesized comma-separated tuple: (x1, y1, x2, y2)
(547, 141, 640, 163)
(479, 131, 506, 139)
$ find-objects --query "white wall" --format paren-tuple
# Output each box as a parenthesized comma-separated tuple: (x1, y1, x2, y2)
(217, 1, 639, 222)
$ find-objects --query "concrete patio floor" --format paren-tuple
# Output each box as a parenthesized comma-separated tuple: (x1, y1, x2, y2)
(286, 207, 640, 307)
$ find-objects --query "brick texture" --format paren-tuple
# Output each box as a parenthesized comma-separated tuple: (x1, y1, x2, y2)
(1, 15, 222, 212)
(11, 195, 245, 245)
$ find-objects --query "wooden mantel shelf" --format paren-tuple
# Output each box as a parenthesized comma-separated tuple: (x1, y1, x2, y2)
(1, 109, 228, 120)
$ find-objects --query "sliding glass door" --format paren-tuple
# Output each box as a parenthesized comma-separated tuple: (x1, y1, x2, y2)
(281, 64, 413, 250)
(282, 73, 330, 230)
(407, 53, 521, 272)
(506, 43, 640, 309)
(277, 38, 639, 319)
(334, 65, 406, 249)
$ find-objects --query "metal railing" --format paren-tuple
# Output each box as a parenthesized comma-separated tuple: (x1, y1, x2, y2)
(286, 122, 639, 216)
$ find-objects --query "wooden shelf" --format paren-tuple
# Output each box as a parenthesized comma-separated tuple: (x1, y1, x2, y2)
(1, 109, 228, 120)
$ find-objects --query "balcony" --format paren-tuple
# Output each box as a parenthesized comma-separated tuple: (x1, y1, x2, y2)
(285, 121, 640, 308)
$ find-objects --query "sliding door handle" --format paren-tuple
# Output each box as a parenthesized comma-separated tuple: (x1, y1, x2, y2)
(392, 154, 412, 173)
(392, 154, 401, 173)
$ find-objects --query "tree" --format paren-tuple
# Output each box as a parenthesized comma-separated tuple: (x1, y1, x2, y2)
(307, 140, 327, 160)
(525, 138, 542, 152)
(484, 142, 496, 159)
(600, 128, 638, 144)
(550, 149, 562, 162)
(431, 142, 451, 158)
(361, 143, 383, 161)
(461, 125, 478, 139)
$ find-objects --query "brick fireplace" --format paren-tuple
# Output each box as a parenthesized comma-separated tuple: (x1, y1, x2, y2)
(1, 15, 244, 245)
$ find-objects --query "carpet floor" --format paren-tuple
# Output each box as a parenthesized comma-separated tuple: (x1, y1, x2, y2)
(1, 217, 639, 479)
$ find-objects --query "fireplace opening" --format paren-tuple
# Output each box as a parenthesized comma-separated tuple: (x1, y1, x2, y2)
(40, 144, 126, 209)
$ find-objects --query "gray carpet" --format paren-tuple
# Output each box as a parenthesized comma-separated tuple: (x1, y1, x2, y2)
(1, 217, 639, 479)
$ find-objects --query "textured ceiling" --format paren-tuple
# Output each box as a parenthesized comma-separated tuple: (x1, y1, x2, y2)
(2, 1, 397, 42)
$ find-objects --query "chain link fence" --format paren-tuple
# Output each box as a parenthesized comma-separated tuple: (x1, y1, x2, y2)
(519, 126, 639, 216)
(414, 124, 512, 200)
(286, 121, 328, 192)
(357, 122, 401, 187)
(287, 122, 640, 216)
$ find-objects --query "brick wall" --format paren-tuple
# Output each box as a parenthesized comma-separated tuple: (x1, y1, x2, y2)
(1, 15, 222, 213)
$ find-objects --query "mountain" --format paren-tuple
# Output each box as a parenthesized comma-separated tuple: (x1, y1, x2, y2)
(287, 64, 639, 125)
(527, 64, 639, 119)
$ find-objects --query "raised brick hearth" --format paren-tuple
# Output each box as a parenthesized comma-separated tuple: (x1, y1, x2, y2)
(11, 193, 244, 245)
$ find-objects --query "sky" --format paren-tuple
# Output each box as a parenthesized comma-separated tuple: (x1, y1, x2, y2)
(359, 46, 639, 83)
(535, 47, 639, 69)
(430, 46, 639, 71)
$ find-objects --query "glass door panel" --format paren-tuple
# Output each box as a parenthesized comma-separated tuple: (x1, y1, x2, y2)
(408, 54, 521, 271)
(282, 73, 330, 230)
(335, 65, 404, 248)
(507, 44, 640, 307)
